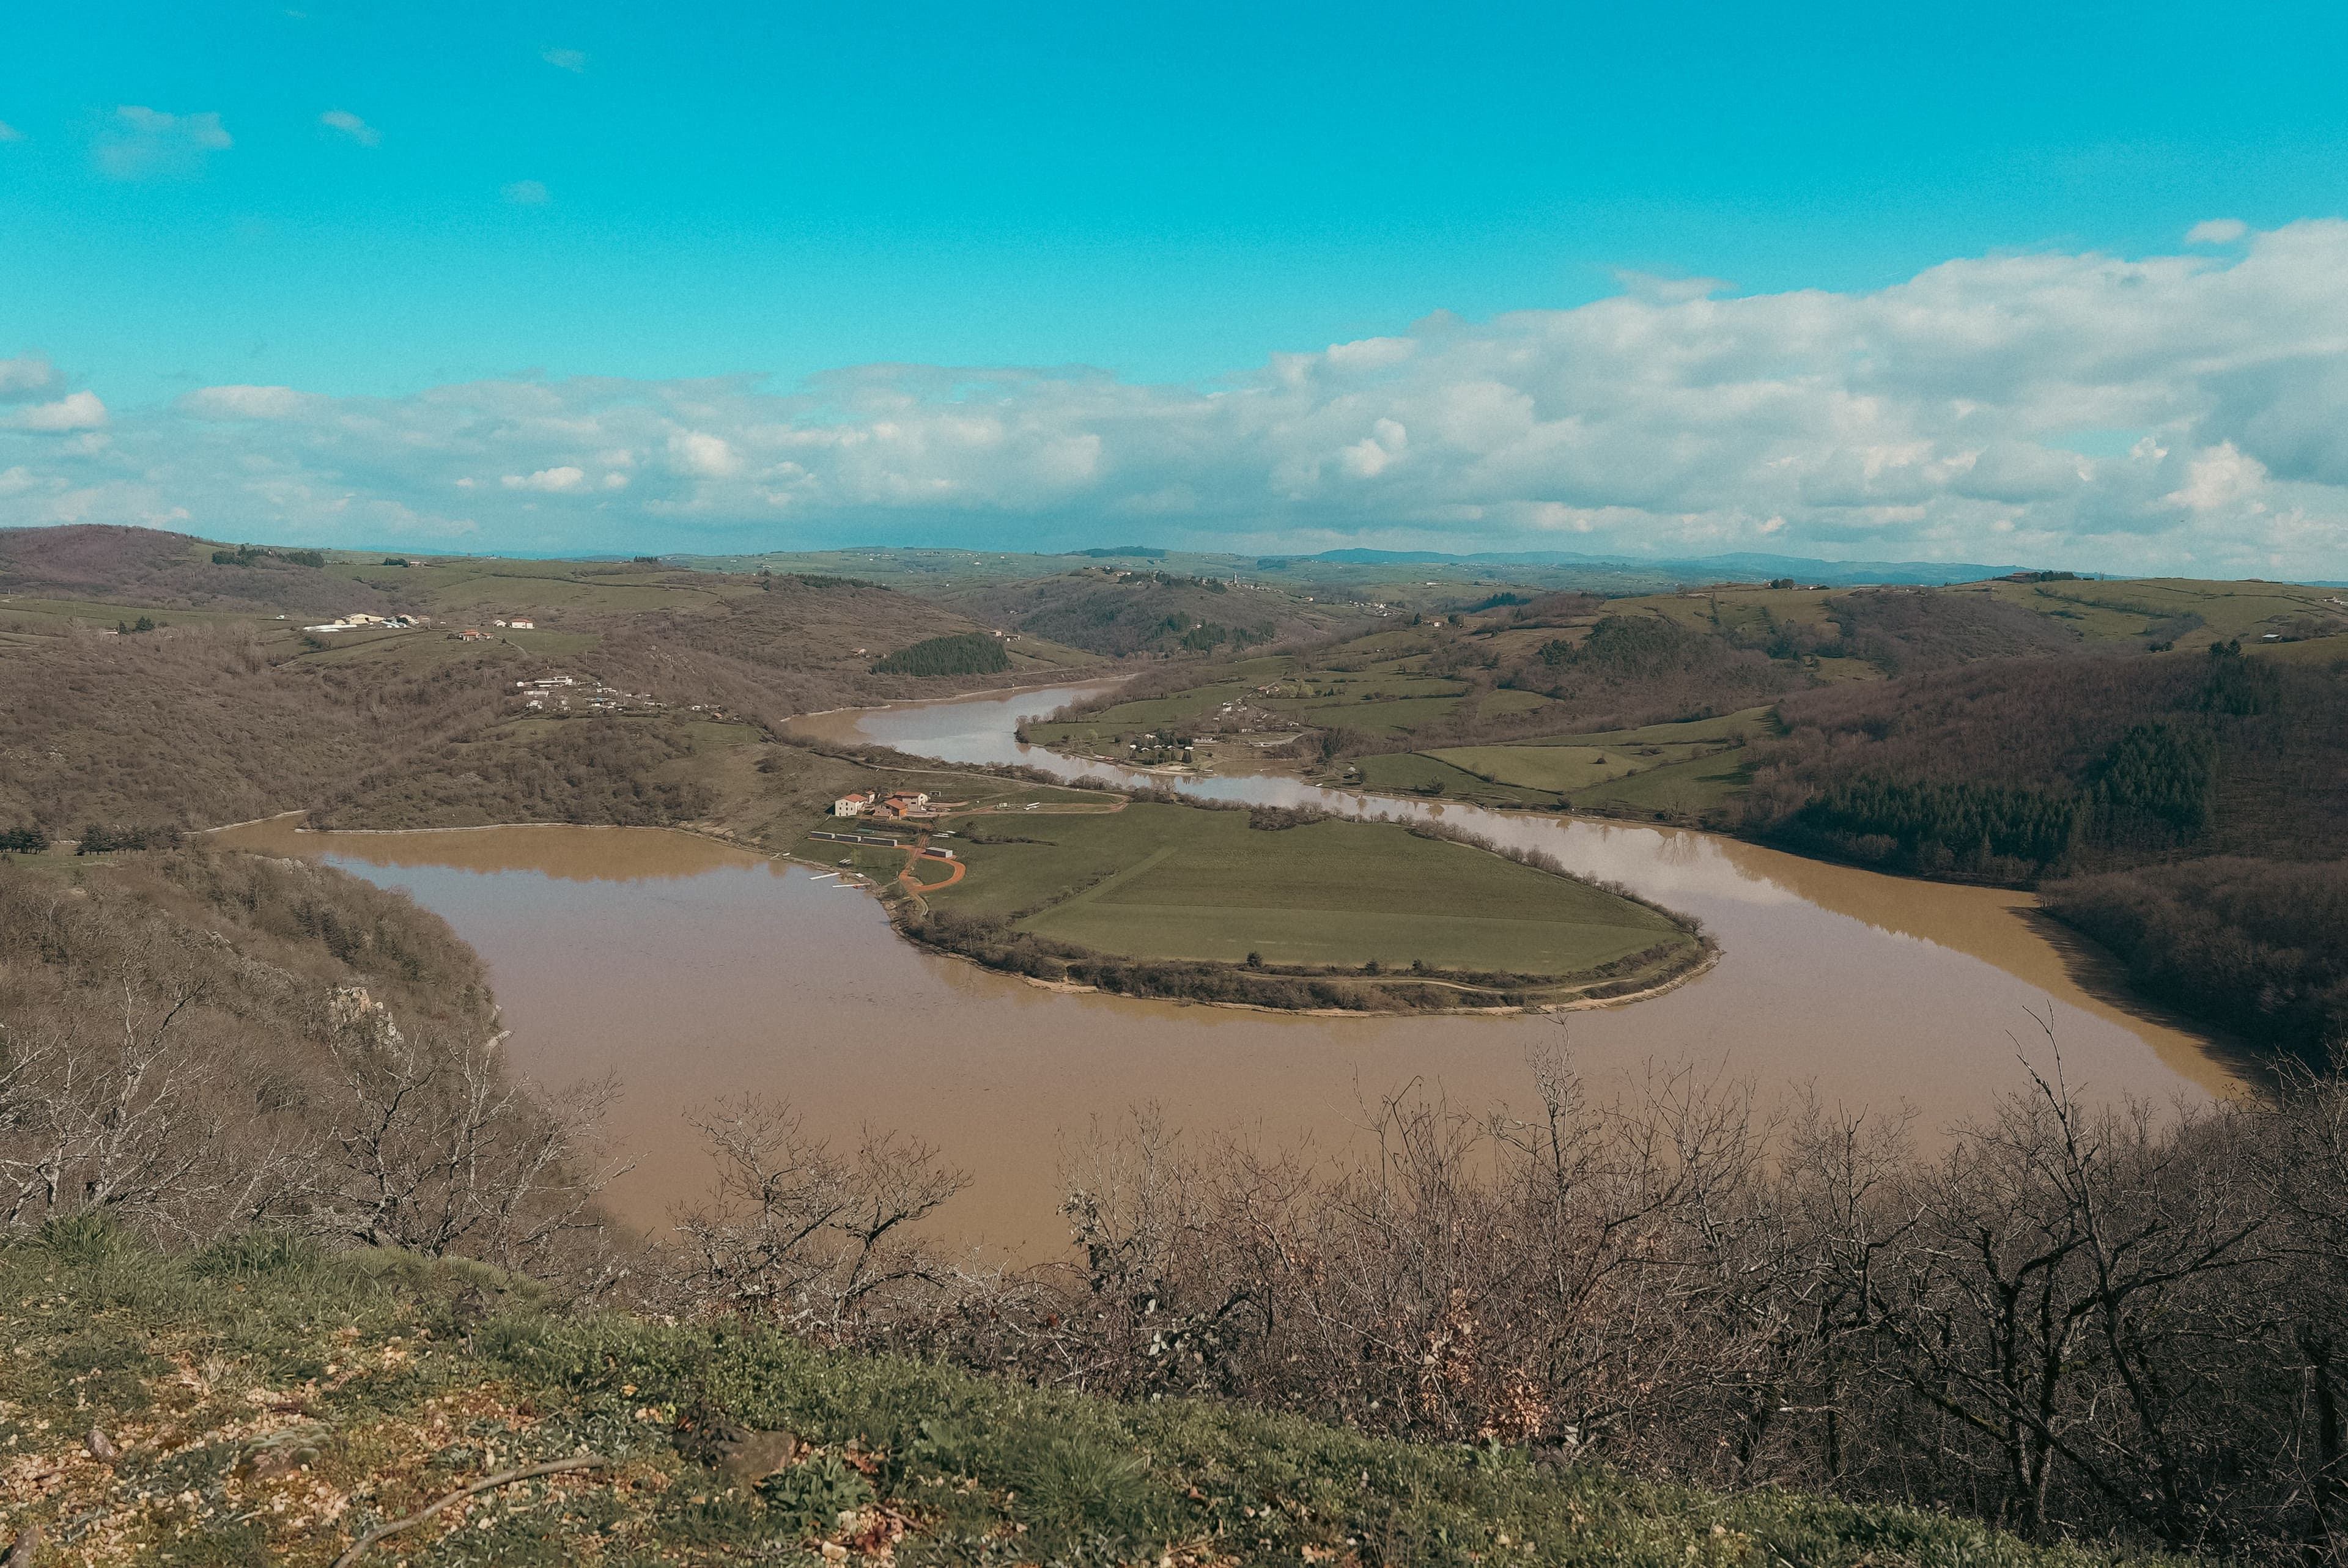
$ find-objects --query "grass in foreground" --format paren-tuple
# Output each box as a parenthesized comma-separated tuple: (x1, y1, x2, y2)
(0, 1226, 2167, 1568)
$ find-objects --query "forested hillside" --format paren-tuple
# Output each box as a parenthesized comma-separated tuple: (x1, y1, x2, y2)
(1823, 588, 2087, 671)
(2043, 858, 2348, 1066)
(939, 565, 1346, 655)
(1738, 642, 2348, 1059)
(1741, 643, 2348, 877)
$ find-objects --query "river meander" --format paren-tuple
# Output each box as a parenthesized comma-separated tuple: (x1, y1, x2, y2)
(216, 682, 2247, 1259)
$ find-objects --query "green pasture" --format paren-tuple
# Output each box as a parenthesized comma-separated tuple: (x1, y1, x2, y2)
(1000, 638, 1102, 669)
(1531, 705, 1777, 749)
(0, 595, 279, 630)
(1985, 576, 2346, 643)
(1277, 692, 1463, 734)
(1349, 751, 1561, 806)
(406, 570, 721, 616)
(1429, 743, 1709, 794)
(1024, 681, 1260, 745)
(2247, 631, 2348, 666)
(925, 801, 1689, 975)
(1571, 749, 1754, 814)
(286, 626, 599, 671)
(1323, 628, 1433, 661)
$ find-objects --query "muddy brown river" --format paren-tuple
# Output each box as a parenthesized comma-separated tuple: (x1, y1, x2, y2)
(216, 682, 2246, 1259)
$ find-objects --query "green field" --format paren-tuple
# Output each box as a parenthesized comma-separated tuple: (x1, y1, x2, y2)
(1430, 743, 1706, 793)
(1568, 748, 1755, 814)
(1350, 750, 1561, 805)
(924, 800, 1691, 977)
(1277, 692, 1463, 734)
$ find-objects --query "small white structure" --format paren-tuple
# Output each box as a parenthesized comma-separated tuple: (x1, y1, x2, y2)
(833, 792, 876, 817)
(510, 617, 535, 629)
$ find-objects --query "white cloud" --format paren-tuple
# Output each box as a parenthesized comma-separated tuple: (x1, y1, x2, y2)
(0, 355, 59, 401)
(1612, 269, 1733, 303)
(1323, 337, 1416, 374)
(502, 179, 550, 205)
(179, 385, 315, 420)
(667, 430, 742, 478)
(541, 46, 588, 72)
(502, 466, 589, 493)
(2186, 218, 2248, 245)
(95, 106, 231, 180)
(2164, 442, 2269, 512)
(9, 391, 107, 432)
(1340, 418, 1409, 479)
(8, 221, 2348, 574)
(319, 109, 380, 147)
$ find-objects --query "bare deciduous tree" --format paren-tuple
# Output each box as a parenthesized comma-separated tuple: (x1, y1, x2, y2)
(671, 1095, 967, 1338)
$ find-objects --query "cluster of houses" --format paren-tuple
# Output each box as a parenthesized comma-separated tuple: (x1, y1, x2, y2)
(832, 789, 939, 822)
(302, 611, 429, 633)
(513, 674, 657, 713)
(451, 616, 537, 639)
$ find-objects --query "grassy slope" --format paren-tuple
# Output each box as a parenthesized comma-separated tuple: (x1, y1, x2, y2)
(923, 803, 1689, 974)
(0, 1231, 2157, 1568)
(1413, 711, 1776, 814)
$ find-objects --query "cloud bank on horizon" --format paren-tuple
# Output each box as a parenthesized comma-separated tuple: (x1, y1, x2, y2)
(6, 221, 2348, 576)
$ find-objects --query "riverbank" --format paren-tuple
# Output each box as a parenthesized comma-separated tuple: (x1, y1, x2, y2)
(900, 929, 1725, 1017)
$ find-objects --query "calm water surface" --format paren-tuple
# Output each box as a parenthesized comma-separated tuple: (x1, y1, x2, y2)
(218, 683, 2247, 1257)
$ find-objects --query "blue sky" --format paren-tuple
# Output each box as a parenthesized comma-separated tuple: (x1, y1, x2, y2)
(4, 2, 2348, 572)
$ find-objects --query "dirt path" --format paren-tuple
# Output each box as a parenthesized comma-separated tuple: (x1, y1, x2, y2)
(898, 839, 967, 893)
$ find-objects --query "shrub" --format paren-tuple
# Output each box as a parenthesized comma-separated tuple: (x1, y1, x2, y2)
(757, 1451, 873, 1526)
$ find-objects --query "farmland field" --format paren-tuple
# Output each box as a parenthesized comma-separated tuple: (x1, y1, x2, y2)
(1428, 742, 1707, 793)
(921, 800, 1696, 978)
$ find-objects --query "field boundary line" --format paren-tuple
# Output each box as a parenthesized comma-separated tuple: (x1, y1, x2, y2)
(1030, 843, 1179, 919)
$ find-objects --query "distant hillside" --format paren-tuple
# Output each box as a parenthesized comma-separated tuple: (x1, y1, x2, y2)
(0, 524, 396, 617)
(940, 566, 1356, 655)
(1825, 587, 2086, 672)
(0, 545, 1096, 834)
(1280, 546, 2029, 587)
(1746, 642, 2348, 875)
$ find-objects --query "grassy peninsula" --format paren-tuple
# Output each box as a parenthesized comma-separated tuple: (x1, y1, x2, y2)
(868, 797, 1707, 1011)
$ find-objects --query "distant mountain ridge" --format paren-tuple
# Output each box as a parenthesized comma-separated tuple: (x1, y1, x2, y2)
(1277, 547, 2039, 586)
